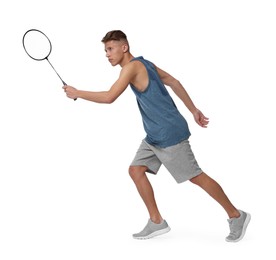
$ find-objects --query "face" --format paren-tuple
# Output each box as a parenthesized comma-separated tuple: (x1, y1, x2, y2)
(104, 40, 126, 66)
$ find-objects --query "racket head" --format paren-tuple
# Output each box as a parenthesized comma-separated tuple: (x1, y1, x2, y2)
(22, 29, 52, 61)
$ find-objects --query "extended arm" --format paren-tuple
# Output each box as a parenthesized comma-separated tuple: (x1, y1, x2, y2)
(156, 66, 209, 128)
(63, 65, 135, 103)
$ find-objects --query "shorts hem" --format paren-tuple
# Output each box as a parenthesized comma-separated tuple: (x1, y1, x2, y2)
(129, 164, 158, 175)
(175, 170, 203, 184)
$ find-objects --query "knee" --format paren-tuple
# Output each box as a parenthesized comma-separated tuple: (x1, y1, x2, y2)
(189, 172, 205, 186)
(129, 166, 147, 182)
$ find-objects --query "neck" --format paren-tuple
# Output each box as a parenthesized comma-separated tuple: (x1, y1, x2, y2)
(120, 52, 134, 67)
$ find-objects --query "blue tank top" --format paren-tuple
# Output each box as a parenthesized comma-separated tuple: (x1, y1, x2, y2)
(130, 56, 191, 148)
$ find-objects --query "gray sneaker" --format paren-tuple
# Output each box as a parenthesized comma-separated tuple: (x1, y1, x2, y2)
(133, 219, 171, 239)
(226, 210, 251, 242)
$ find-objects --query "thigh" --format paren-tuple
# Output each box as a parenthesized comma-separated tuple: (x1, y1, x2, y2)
(155, 140, 203, 183)
(130, 140, 162, 174)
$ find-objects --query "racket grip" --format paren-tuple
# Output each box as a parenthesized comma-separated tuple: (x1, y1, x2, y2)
(63, 81, 77, 101)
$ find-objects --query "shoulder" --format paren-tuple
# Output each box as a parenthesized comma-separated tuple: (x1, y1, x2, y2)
(121, 60, 144, 75)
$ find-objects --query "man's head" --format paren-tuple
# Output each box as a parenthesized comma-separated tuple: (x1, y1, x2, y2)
(102, 30, 130, 66)
(101, 30, 128, 44)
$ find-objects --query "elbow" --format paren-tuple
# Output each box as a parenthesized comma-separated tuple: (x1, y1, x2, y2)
(105, 98, 115, 104)
(105, 94, 117, 104)
(170, 79, 182, 90)
(172, 79, 181, 86)
(163, 77, 180, 88)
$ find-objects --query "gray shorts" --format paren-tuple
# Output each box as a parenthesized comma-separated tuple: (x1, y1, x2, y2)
(130, 139, 202, 183)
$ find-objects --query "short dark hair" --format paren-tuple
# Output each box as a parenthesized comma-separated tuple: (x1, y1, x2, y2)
(101, 30, 128, 43)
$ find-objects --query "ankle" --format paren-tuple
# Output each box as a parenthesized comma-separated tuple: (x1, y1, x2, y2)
(228, 209, 241, 219)
(150, 216, 163, 224)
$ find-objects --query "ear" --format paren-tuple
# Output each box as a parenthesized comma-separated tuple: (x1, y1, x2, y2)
(122, 44, 128, 53)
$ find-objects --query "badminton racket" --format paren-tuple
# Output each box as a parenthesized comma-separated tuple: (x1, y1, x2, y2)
(22, 29, 77, 100)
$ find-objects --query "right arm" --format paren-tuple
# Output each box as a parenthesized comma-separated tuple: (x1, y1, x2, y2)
(63, 63, 136, 103)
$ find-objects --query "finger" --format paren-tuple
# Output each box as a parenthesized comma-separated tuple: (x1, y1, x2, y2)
(201, 114, 209, 120)
(201, 118, 209, 124)
(199, 120, 208, 127)
(197, 120, 203, 127)
(201, 116, 209, 122)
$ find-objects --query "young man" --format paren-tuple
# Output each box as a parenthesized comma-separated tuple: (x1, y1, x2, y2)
(63, 30, 251, 242)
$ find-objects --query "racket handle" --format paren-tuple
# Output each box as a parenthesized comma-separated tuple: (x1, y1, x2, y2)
(63, 81, 77, 101)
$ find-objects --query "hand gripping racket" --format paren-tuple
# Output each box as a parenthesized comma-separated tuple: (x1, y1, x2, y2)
(22, 29, 77, 100)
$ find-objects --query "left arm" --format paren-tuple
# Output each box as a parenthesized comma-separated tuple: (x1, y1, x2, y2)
(155, 66, 209, 128)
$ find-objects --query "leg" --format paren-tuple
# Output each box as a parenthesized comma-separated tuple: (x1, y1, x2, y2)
(190, 172, 240, 218)
(129, 165, 163, 223)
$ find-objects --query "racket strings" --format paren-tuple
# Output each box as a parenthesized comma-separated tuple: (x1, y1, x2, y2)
(23, 29, 75, 99)
(23, 29, 52, 61)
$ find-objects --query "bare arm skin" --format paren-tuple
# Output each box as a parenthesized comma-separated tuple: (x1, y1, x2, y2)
(155, 66, 209, 128)
(63, 60, 208, 128)
(63, 63, 136, 104)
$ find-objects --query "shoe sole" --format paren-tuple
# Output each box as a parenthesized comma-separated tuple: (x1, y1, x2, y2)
(133, 226, 171, 239)
(225, 213, 251, 242)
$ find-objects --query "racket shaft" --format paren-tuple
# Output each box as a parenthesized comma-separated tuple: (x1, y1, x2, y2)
(46, 58, 77, 101)
(46, 58, 66, 85)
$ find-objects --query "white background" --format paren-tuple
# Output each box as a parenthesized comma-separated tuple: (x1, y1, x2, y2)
(1, 0, 276, 259)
